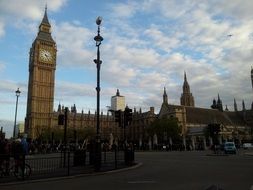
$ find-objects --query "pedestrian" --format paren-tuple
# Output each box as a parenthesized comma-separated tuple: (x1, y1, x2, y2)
(0, 138, 6, 171)
(11, 138, 24, 171)
(21, 137, 29, 155)
(3, 139, 11, 174)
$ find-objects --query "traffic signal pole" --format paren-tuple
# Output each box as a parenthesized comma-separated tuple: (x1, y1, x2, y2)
(114, 107, 132, 144)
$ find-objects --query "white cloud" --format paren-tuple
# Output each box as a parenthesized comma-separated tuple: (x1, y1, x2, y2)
(56, 81, 94, 97)
(103, 59, 137, 87)
(0, 0, 67, 20)
(105, 45, 159, 68)
(0, 20, 5, 37)
(110, 2, 138, 18)
(208, 0, 253, 21)
(0, 79, 26, 94)
(53, 21, 94, 67)
(144, 26, 180, 53)
(0, 0, 68, 38)
(0, 1, 41, 20)
(2, 0, 253, 122)
(104, 0, 253, 110)
(136, 72, 167, 91)
(48, 0, 68, 12)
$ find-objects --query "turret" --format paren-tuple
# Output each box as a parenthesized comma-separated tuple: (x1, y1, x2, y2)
(180, 72, 195, 106)
(163, 87, 168, 104)
(116, 89, 120, 96)
(57, 103, 61, 112)
(234, 98, 238, 112)
(183, 71, 190, 93)
(242, 100, 246, 111)
(37, 6, 55, 43)
(217, 94, 223, 111)
(211, 98, 217, 109)
(251, 66, 253, 89)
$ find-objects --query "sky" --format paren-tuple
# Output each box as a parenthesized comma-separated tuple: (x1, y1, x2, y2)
(1, 0, 253, 136)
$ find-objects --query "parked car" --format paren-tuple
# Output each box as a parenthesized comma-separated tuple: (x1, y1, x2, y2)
(224, 142, 236, 154)
(242, 143, 253, 149)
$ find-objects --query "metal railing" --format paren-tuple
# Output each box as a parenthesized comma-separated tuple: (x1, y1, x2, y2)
(0, 149, 132, 183)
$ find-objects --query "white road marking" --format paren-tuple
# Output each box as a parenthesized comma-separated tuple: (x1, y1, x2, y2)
(128, 180, 156, 184)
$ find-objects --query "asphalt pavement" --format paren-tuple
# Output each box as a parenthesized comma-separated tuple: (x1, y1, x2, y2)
(1, 150, 253, 190)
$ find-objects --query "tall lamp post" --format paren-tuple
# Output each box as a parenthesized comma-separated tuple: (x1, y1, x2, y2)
(13, 88, 21, 139)
(94, 16, 103, 171)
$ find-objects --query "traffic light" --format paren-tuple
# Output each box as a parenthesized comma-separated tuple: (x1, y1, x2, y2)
(58, 114, 64, 125)
(213, 124, 221, 134)
(114, 110, 122, 126)
(124, 106, 133, 126)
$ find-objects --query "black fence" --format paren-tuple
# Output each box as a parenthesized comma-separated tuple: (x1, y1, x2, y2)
(0, 149, 134, 184)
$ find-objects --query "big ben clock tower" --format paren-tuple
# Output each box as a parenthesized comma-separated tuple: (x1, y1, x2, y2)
(25, 7, 57, 139)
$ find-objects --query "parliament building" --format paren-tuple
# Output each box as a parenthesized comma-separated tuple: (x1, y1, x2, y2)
(25, 9, 253, 149)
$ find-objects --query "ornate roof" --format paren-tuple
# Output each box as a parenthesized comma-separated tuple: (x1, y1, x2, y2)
(158, 102, 247, 126)
(185, 106, 245, 126)
(36, 31, 54, 43)
(35, 6, 55, 43)
(41, 6, 50, 26)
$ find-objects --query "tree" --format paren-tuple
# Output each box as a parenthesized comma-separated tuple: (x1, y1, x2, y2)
(72, 127, 96, 141)
(204, 123, 221, 145)
(147, 117, 181, 144)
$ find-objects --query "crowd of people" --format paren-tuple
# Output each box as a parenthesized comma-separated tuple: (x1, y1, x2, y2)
(0, 136, 29, 174)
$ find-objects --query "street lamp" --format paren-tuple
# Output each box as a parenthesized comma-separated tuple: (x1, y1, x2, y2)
(13, 88, 21, 139)
(94, 16, 103, 171)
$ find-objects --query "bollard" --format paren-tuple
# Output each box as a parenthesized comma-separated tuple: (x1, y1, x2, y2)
(67, 151, 70, 176)
(114, 148, 117, 169)
(22, 154, 25, 180)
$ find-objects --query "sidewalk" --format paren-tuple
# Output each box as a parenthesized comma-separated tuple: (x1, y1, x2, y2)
(0, 162, 141, 186)
(244, 151, 253, 156)
(204, 149, 253, 156)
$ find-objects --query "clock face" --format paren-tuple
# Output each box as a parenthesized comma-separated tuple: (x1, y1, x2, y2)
(39, 49, 53, 63)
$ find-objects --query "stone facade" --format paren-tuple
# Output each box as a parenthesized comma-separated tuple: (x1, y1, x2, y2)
(157, 81, 253, 149)
(24, 9, 123, 141)
(25, 8, 57, 139)
(24, 8, 253, 146)
(127, 107, 157, 146)
(111, 89, 125, 111)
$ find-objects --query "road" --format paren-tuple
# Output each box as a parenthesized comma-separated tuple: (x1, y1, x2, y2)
(1, 150, 253, 190)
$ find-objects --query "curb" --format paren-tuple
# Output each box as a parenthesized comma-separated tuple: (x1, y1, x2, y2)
(206, 154, 229, 156)
(0, 162, 143, 186)
(244, 153, 253, 156)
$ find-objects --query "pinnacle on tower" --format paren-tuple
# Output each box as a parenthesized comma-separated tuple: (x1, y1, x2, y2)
(181, 72, 195, 107)
(116, 89, 120, 96)
(182, 71, 190, 93)
(42, 5, 50, 26)
(242, 100, 246, 111)
(163, 87, 168, 104)
(251, 66, 253, 89)
(37, 5, 54, 43)
(217, 94, 221, 102)
(211, 98, 217, 109)
(184, 71, 187, 82)
(216, 94, 223, 111)
(234, 98, 238, 112)
(57, 102, 61, 112)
